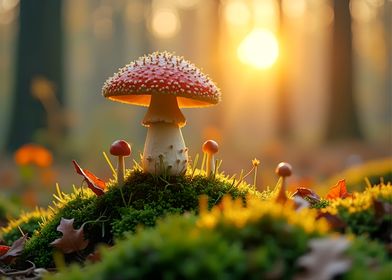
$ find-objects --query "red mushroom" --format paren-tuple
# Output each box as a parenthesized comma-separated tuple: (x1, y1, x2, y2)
(103, 52, 221, 175)
(275, 162, 292, 204)
(110, 140, 131, 185)
(202, 140, 219, 175)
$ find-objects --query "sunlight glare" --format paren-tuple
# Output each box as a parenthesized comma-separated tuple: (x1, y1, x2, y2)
(224, 0, 251, 27)
(151, 8, 180, 38)
(282, 0, 306, 18)
(237, 28, 279, 69)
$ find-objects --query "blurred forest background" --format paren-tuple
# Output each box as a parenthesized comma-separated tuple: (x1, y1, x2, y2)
(0, 0, 391, 207)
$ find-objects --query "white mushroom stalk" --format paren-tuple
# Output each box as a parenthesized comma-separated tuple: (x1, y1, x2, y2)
(142, 94, 188, 174)
(102, 52, 221, 176)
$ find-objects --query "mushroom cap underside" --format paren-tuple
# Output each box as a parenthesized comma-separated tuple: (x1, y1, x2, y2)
(105, 93, 218, 108)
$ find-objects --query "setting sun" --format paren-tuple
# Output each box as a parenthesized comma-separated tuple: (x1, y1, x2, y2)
(237, 28, 279, 69)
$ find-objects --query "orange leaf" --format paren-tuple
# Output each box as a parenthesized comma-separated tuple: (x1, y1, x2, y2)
(50, 218, 89, 254)
(72, 160, 106, 196)
(326, 179, 352, 200)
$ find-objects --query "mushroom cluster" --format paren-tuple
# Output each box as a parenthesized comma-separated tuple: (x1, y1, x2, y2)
(103, 52, 221, 175)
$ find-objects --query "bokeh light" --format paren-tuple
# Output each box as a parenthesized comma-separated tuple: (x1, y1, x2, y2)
(237, 28, 279, 69)
(223, 0, 251, 27)
(350, 0, 377, 23)
(151, 7, 181, 38)
(175, 0, 199, 9)
(282, 0, 306, 18)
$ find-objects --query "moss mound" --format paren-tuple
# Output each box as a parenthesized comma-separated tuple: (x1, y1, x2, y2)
(47, 197, 391, 280)
(320, 158, 392, 192)
(0, 208, 50, 244)
(321, 182, 392, 243)
(22, 169, 264, 268)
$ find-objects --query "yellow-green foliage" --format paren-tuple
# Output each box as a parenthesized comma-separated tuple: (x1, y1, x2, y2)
(23, 169, 266, 268)
(321, 158, 392, 192)
(197, 195, 329, 234)
(46, 196, 391, 280)
(1, 208, 51, 244)
(322, 183, 392, 241)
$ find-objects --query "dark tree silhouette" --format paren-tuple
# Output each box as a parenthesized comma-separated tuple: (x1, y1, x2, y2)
(6, 0, 64, 152)
(326, 0, 362, 141)
(276, 0, 291, 140)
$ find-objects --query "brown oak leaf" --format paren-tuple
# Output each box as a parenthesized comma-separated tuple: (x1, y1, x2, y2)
(0, 234, 27, 264)
(50, 218, 89, 254)
(295, 237, 352, 280)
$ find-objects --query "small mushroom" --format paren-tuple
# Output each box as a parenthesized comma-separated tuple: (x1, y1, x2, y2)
(275, 162, 292, 204)
(102, 52, 221, 175)
(110, 140, 131, 185)
(202, 140, 219, 175)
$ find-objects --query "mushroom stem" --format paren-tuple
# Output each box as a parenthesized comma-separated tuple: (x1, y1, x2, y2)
(143, 94, 186, 127)
(117, 155, 125, 185)
(143, 123, 188, 175)
(276, 177, 287, 204)
(142, 94, 188, 175)
(205, 153, 215, 175)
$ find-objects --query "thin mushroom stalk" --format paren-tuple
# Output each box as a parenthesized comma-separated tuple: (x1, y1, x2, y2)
(275, 162, 292, 204)
(205, 153, 215, 175)
(117, 156, 125, 185)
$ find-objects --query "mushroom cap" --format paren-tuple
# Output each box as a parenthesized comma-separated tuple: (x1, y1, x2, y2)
(202, 140, 219, 154)
(275, 162, 292, 177)
(102, 52, 221, 108)
(110, 140, 131, 156)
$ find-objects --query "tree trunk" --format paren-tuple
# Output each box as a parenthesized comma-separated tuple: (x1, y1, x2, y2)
(276, 0, 291, 140)
(326, 0, 361, 141)
(6, 0, 64, 152)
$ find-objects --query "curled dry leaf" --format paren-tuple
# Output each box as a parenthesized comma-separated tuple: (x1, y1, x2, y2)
(50, 218, 89, 254)
(317, 212, 346, 230)
(326, 180, 352, 200)
(72, 160, 106, 196)
(0, 235, 27, 264)
(295, 237, 352, 280)
(292, 188, 321, 205)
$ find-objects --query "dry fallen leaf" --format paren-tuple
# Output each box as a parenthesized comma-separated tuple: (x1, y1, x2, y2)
(295, 237, 352, 280)
(326, 180, 352, 200)
(0, 235, 27, 264)
(50, 218, 89, 254)
(292, 188, 321, 205)
(72, 160, 106, 196)
(316, 212, 346, 230)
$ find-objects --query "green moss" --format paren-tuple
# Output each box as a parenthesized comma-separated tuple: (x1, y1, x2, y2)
(45, 197, 391, 280)
(1, 208, 50, 244)
(343, 236, 392, 280)
(23, 170, 263, 268)
(321, 183, 392, 243)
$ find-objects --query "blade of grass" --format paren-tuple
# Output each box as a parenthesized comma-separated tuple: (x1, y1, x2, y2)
(103, 151, 117, 178)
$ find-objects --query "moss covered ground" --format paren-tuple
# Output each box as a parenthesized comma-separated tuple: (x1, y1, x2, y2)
(18, 169, 264, 268)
